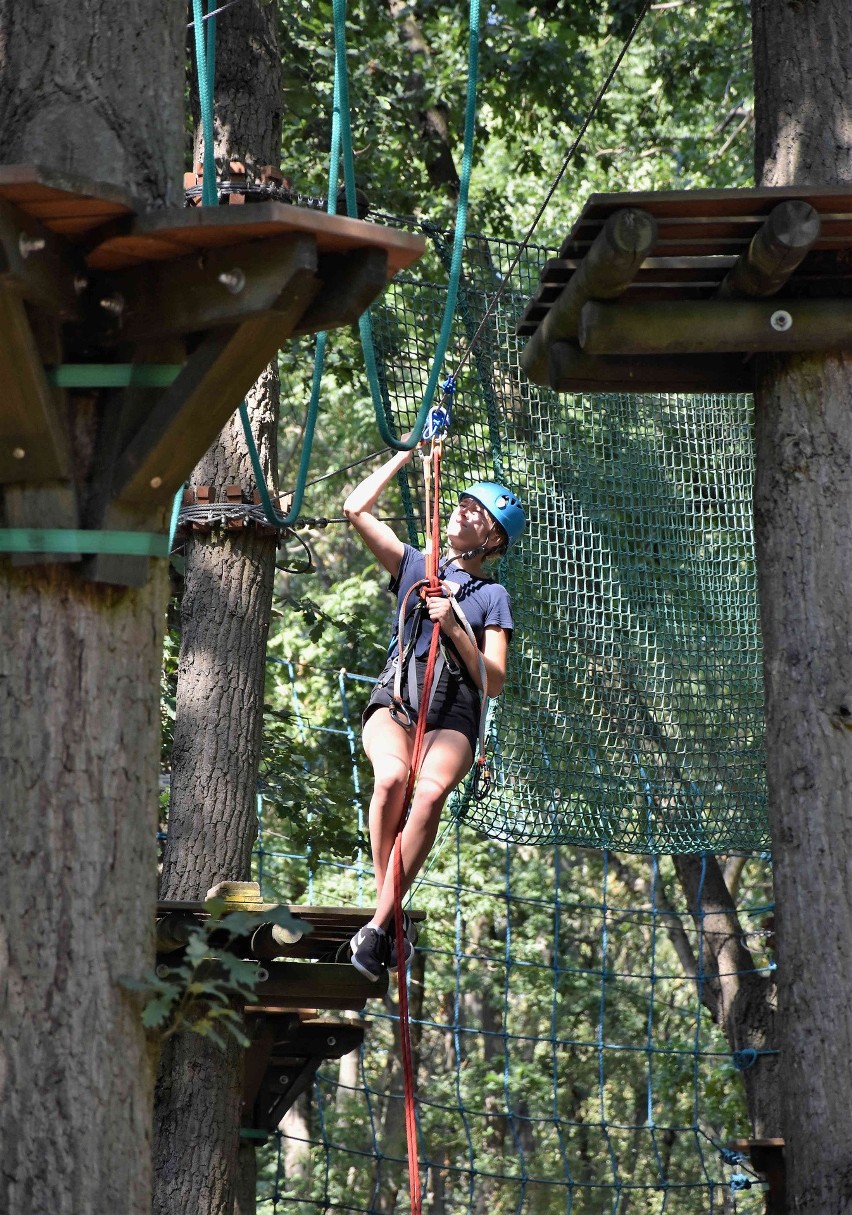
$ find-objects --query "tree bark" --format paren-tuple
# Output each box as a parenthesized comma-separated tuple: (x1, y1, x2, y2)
(751, 3, 852, 1211)
(154, 3, 283, 1213)
(0, 3, 183, 1214)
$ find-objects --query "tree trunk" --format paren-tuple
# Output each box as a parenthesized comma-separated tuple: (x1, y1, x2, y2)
(671, 855, 779, 1136)
(752, 3, 852, 1211)
(0, 3, 183, 1214)
(234, 1139, 258, 1215)
(154, 3, 283, 1213)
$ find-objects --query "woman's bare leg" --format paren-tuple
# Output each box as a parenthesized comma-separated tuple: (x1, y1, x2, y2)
(362, 708, 414, 896)
(371, 728, 473, 929)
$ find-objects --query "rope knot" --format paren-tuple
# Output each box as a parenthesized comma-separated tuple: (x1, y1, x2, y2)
(732, 1048, 758, 1071)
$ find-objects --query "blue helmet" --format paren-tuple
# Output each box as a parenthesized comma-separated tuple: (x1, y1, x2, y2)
(461, 481, 526, 547)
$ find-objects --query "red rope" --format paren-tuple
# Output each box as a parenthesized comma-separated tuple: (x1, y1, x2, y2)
(392, 439, 443, 1215)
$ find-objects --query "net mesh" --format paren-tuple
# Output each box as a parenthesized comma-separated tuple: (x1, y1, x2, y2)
(255, 666, 774, 1215)
(365, 223, 766, 853)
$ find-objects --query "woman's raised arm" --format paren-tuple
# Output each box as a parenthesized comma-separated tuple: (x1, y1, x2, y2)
(343, 446, 415, 576)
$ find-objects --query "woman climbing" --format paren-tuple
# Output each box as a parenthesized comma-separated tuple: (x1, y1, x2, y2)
(343, 444, 525, 980)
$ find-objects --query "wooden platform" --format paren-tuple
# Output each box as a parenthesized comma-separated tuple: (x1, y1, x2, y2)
(0, 164, 423, 278)
(156, 893, 424, 1011)
(730, 1138, 785, 1214)
(155, 884, 416, 1135)
(518, 186, 852, 393)
(0, 164, 424, 584)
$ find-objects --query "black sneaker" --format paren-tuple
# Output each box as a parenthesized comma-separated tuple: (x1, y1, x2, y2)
(388, 913, 419, 972)
(349, 926, 389, 982)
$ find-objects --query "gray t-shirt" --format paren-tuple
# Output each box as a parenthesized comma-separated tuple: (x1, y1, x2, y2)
(388, 544, 514, 660)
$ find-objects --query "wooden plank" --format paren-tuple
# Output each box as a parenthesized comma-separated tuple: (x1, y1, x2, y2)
(0, 164, 138, 234)
(579, 297, 852, 356)
(548, 342, 753, 394)
(88, 234, 320, 346)
(87, 200, 425, 278)
(568, 185, 852, 224)
(156, 899, 425, 924)
(522, 208, 657, 383)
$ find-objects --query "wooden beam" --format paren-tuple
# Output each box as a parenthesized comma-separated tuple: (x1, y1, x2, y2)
(0, 198, 84, 319)
(0, 306, 79, 559)
(255, 961, 388, 1009)
(579, 297, 852, 356)
(107, 274, 320, 513)
(0, 286, 73, 485)
(717, 200, 820, 298)
(83, 234, 319, 347)
(292, 247, 389, 335)
(521, 208, 657, 384)
(548, 341, 754, 394)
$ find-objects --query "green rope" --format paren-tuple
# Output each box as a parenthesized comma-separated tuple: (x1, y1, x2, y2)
(331, 0, 481, 451)
(190, 0, 324, 531)
(192, 0, 218, 206)
(0, 530, 169, 557)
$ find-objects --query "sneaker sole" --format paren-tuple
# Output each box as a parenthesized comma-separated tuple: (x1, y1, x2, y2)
(350, 951, 386, 982)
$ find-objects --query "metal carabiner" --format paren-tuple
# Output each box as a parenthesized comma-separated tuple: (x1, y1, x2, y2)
(472, 757, 492, 802)
(389, 698, 414, 729)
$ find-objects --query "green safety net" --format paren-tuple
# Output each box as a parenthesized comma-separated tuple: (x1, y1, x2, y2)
(254, 666, 774, 1214)
(363, 221, 766, 855)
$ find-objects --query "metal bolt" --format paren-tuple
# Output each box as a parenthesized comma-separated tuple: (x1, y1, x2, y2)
(11, 447, 25, 460)
(218, 268, 246, 294)
(99, 293, 125, 317)
(256, 966, 269, 983)
(150, 476, 163, 489)
(18, 233, 46, 258)
(770, 309, 793, 332)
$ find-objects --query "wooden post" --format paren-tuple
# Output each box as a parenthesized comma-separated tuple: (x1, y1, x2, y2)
(521, 207, 657, 383)
(717, 200, 820, 298)
(579, 297, 852, 356)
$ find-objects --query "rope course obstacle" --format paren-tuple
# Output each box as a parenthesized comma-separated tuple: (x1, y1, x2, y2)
(251, 666, 776, 1215)
(344, 219, 767, 855)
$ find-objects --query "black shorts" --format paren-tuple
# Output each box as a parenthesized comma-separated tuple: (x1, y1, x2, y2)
(363, 655, 480, 756)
